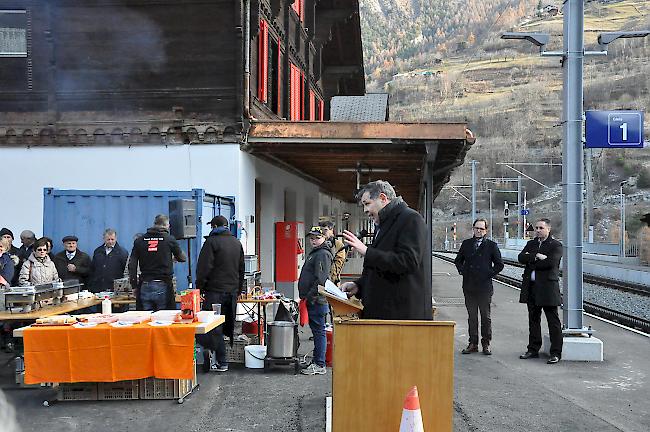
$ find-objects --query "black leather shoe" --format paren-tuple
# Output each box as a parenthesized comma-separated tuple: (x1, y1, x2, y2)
(482, 345, 492, 355)
(547, 356, 560, 364)
(461, 343, 479, 354)
(519, 351, 539, 359)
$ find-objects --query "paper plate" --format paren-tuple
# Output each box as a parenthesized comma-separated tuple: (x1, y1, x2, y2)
(111, 321, 134, 328)
(73, 322, 98, 328)
(148, 320, 173, 327)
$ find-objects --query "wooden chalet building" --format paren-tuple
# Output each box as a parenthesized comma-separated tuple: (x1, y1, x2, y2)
(0, 0, 364, 144)
(0, 0, 474, 292)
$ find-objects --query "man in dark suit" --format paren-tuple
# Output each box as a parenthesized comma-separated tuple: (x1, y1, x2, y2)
(518, 218, 563, 364)
(53, 235, 92, 286)
(340, 180, 432, 320)
(454, 218, 504, 355)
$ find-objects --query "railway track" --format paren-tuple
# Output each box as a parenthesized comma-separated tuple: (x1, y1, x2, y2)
(433, 253, 650, 334)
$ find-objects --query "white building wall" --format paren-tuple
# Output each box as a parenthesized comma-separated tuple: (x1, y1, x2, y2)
(1, 145, 339, 287)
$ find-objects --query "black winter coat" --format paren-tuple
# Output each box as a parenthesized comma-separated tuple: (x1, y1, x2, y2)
(454, 237, 504, 294)
(195, 229, 245, 294)
(298, 243, 333, 305)
(355, 199, 432, 320)
(518, 236, 563, 306)
(53, 249, 92, 285)
(10, 245, 21, 286)
(90, 243, 129, 293)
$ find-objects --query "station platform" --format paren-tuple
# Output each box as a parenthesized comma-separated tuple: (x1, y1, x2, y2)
(433, 257, 650, 432)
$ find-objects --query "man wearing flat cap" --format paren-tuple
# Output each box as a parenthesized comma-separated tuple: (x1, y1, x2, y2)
(0, 228, 21, 285)
(53, 235, 92, 286)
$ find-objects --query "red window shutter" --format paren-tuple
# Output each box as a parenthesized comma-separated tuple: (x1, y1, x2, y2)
(277, 47, 282, 114)
(290, 63, 300, 121)
(318, 99, 324, 121)
(309, 90, 316, 121)
(300, 72, 305, 120)
(257, 20, 269, 102)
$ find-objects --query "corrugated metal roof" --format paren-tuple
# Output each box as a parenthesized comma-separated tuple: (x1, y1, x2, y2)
(330, 94, 389, 122)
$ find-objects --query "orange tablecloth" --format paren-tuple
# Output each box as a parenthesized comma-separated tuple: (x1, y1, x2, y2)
(23, 322, 197, 385)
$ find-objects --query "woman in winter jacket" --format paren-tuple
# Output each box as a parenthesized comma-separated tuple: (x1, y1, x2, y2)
(18, 238, 59, 286)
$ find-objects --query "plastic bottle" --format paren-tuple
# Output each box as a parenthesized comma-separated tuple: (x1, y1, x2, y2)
(102, 296, 112, 315)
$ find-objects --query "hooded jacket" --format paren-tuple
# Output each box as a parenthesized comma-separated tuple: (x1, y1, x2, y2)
(354, 198, 432, 320)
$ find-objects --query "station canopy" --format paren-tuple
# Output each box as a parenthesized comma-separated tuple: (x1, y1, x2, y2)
(246, 121, 475, 209)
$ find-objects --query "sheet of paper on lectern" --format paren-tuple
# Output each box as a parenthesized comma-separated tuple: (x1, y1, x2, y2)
(325, 279, 348, 301)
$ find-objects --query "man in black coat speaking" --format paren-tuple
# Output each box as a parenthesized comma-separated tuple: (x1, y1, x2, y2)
(454, 218, 503, 355)
(518, 218, 563, 364)
(341, 180, 432, 320)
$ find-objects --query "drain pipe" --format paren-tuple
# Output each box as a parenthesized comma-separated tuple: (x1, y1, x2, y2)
(243, 0, 251, 120)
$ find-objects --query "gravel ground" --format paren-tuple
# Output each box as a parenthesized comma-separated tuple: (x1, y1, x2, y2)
(436, 253, 650, 320)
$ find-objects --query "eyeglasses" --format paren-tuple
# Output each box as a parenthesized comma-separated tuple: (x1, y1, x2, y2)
(35, 247, 48, 252)
(473, 227, 487, 231)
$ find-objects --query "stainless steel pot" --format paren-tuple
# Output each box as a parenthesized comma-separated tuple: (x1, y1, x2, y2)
(267, 321, 296, 358)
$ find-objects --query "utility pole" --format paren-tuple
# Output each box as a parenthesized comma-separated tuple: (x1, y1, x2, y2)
(471, 160, 478, 223)
(523, 190, 527, 239)
(517, 176, 523, 239)
(488, 188, 493, 240)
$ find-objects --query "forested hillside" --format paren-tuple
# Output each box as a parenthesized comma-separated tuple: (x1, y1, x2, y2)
(360, 0, 539, 86)
(358, 0, 650, 250)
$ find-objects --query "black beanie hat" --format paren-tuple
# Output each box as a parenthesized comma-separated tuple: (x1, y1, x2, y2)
(0, 228, 14, 239)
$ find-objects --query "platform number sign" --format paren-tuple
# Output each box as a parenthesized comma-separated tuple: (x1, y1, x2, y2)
(585, 110, 644, 148)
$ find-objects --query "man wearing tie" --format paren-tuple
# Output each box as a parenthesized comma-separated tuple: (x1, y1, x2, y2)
(454, 218, 504, 355)
(518, 218, 563, 364)
(54, 235, 92, 286)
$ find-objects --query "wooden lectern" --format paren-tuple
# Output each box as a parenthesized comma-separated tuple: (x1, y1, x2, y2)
(320, 288, 455, 432)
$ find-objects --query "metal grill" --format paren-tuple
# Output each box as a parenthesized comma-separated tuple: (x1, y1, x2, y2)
(434, 297, 465, 306)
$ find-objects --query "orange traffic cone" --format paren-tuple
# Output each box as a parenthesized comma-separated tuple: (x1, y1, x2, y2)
(399, 386, 424, 432)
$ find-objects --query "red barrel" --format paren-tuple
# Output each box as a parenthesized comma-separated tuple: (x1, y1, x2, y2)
(325, 326, 333, 367)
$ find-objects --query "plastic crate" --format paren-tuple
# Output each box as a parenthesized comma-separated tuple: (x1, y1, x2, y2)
(226, 335, 259, 364)
(139, 363, 197, 400)
(56, 383, 98, 401)
(98, 380, 139, 400)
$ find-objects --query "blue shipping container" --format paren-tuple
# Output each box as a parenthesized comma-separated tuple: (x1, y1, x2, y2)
(43, 188, 235, 292)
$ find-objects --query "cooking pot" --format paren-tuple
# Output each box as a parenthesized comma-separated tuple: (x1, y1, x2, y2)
(267, 321, 296, 358)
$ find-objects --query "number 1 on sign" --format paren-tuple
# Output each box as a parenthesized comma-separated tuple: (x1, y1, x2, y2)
(620, 122, 628, 141)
